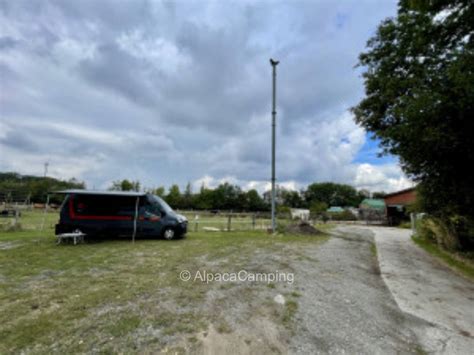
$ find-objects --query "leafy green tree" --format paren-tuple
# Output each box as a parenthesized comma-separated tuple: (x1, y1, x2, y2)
(212, 183, 242, 210)
(182, 182, 193, 209)
(245, 189, 267, 211)
(154, 186, 165, 198)
(281, 189, 303, 208)
(0, 172, 85, 203)
(372, 191, 387, 199)
(304, 182, 361, 207)
(353, 0, 474, 249)
(309, 201, 328, 218)
(109, 179, 140, 191)
(165, 184, 182, 208)
(193, 184, 213, 210)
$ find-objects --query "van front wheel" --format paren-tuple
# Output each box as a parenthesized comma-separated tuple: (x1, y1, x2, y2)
(163, 227, 175, 240)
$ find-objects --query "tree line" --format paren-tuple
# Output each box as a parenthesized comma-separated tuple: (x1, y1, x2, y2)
(0, 172, 85, 203)
(110, 179, 384, 212)
(0, 172, 387, 212)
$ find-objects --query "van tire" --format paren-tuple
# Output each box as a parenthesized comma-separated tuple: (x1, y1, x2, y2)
(163, 227, 176, 240)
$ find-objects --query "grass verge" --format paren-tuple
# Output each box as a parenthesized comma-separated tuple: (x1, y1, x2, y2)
(412, 235, 474, 281)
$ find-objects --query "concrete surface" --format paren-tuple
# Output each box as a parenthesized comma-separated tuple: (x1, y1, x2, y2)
(335, 225, 474, 354)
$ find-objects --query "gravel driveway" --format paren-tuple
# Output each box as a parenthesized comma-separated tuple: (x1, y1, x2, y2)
(359, 226, 474, 354)
(288, 227, 424, 354)
(299, 225, 474, 354)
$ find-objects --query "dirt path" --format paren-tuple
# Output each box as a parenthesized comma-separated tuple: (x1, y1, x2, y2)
(336, 226, 474, 354)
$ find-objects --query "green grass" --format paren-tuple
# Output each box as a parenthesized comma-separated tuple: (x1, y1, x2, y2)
(0, 209, 58, 231)
(282, 299, 298, 327)
(398, 221, 412, 229)
(0, 211, 329, 353)
(412, 235, 474, 281)
(370, 242, 377, 257)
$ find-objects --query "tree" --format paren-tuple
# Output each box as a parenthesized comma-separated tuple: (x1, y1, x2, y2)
(212, 183, 242, 210)
(182, 182, 193, 209)
(166, 185, 182, 208)
(309, 201, 328, 219)
(262, 185, 287, 206)
(245, 189, 267, 211)
(193, 184, 213, 210)
(304, 182, 361, 207)
(358, 189, 371, 200)
(353, 0, 474, 249)
(154, 186, 165, 198)
(372, 191, 387, 199)
(281, 189, 303, 208)
(109, 179, 140, 191)
(0, 172, 85, 203)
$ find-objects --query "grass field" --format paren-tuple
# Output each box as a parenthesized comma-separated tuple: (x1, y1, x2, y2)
(0, 211, 330, 353)
(0, 209, 59, 231)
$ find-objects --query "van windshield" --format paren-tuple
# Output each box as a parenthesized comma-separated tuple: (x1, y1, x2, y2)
(151, 195, 174, 214)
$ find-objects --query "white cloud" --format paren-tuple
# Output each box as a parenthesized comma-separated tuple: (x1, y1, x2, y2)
(192, 175, 299, 195)
(117, 30, 190, 73)
(355, 163, 414, 192)
(0, 0, 405, 193)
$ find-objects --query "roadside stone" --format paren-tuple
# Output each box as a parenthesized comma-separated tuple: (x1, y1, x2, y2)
(273, 294, 285, 305)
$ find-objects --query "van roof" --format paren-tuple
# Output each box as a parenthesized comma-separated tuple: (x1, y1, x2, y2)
(54, 189, 147, 197)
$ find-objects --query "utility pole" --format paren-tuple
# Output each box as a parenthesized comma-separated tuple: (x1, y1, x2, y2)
(44, 161, 49, 177)
(270, 58, 279, 233)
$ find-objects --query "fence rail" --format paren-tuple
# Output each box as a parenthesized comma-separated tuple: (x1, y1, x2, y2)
(1, 207, 393, 234)
(178, 211, 277, 232)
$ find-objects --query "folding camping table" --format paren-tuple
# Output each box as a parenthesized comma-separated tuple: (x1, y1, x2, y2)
(56, 232, 85, 245)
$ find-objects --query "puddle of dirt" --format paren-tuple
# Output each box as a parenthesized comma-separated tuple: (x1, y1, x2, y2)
(285, 222, 324, 236)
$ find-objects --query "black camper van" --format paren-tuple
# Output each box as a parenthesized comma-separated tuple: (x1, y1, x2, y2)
(55, 190, 187, 240)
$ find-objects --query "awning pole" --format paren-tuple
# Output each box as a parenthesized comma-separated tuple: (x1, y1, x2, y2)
(132, 196, 139, 243)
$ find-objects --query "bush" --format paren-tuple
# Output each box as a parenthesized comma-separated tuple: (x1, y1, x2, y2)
(329, 210, 357, 221)
(399, 221, 411, 229)
(417, 216, 474, 251)
(309, 201, 328, 219)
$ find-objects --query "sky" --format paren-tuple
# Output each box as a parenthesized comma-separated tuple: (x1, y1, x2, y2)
(0, 0, 414, 194)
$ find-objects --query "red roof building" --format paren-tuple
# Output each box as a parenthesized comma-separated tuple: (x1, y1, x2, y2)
(384, 187, 417, 225)
(384, 187, 417, 206)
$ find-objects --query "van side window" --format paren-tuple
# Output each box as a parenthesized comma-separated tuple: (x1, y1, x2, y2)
(143, 203, 161, 216)
(72, 195, 141, 217)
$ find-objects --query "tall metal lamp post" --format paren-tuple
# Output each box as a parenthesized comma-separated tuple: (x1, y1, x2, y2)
(270, 58, 279, 233)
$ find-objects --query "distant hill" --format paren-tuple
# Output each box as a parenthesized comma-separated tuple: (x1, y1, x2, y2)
(0, 172, 85, 203)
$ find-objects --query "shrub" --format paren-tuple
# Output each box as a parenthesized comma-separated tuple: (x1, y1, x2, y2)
(417, 216, 474, 251)
(329, 210, 357, 221)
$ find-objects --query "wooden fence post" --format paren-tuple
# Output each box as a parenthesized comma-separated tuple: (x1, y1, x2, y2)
(13, 209, 19, 229)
